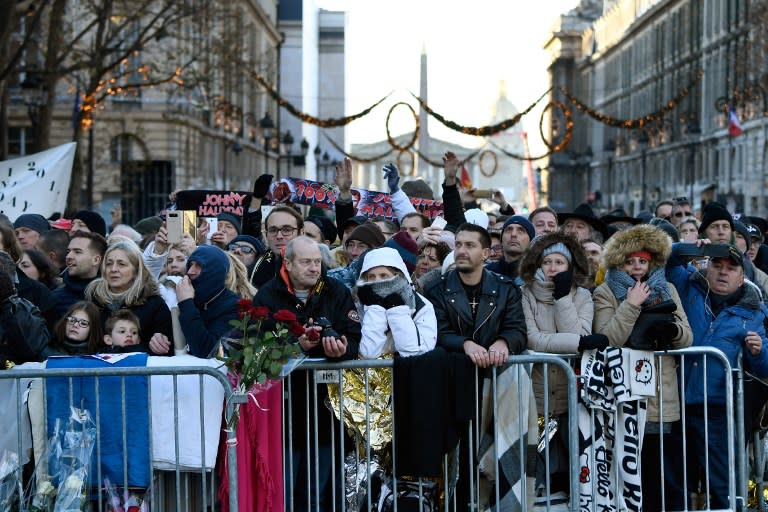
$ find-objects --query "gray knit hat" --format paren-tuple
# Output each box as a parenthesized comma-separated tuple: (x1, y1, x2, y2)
(542, 242, 572, 263)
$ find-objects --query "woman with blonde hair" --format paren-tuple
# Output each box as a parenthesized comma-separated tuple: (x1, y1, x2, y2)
(224, 252, 257, 299)
(85, 240, 173, 355)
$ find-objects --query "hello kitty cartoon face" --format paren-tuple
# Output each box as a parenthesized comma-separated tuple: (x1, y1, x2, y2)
(634, 358, 653, 384)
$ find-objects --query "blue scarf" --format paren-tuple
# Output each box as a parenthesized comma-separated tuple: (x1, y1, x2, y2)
(604, 266, 671, 307)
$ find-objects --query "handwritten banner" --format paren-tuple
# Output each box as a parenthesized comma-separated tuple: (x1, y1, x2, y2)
(174, 190, 251, 217)
(268, 177, 444, 220)
(0, 142, 76, 219)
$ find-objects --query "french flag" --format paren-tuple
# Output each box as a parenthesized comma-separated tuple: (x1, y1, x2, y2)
(728, 105, 742, 137)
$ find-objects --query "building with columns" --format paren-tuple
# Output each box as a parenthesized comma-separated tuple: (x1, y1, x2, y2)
(544, 0, 764, 216)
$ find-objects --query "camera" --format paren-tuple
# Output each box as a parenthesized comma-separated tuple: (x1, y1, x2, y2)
(314, 317, 339, 339)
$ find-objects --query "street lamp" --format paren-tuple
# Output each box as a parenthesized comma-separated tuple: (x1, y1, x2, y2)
(20, 71, 46, 150)
(259, 113, 275, 173)
(638, 130, 649, 210)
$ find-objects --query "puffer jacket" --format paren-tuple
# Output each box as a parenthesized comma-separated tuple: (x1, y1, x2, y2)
(425, 268, 526, 354)
(667, 246, 768, 405)
(594, 224, 693, 422)
(522, 280, 592, 415)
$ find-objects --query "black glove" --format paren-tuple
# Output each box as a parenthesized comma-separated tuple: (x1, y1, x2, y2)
(252, 174, 274, 199)
(357, 285, 385, 307)
(578, 333, 609, 352)
(383, 163, 400, 193)
(0, 272, 16, 306)
(649, 321, 679, 349)
(552, 270, 573, 300)
(381, 292, 406, 309)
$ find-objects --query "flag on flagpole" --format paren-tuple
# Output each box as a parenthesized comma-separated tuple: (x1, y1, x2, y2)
(71, 86, 82, 131)
(459, 163, 473, 190)
(728, 105, 742, 137)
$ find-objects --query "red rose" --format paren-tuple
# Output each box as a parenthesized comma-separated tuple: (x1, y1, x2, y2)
(236, 298, 252, 313)
(249, 306, 270, 320)
(273, 310, 297, 324)
(307, 328, 320, 342)
(289, 322, 305, 337)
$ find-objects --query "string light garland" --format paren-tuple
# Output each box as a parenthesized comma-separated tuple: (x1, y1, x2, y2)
(385, 102, 419, 151)
(323, 132, 395, 163)
(251, 71, 390, 127)
(478, 150, 498, 177)
(486, 100, 574, 161)
(409, 88, 551, 136)
(559, 70, 703, 129)
(396, 150, 415, 175)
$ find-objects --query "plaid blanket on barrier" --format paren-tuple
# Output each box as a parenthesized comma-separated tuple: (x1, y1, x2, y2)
(578, 347, 656, 511)
(477, 363, 537, 511)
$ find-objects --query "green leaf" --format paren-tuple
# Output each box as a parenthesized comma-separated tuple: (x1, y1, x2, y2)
(269, 362, 282, 375)
(257, 373, 267, 385)
(228, 319, 242, 328)
(243, 347, 254, 367)
(270, 348, 282, 360)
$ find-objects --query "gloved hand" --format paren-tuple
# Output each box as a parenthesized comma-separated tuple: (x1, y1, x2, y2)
(252, 174, 274, 199)
(357, 285, 386, 308)
(0, 271, 16, 306)
(382, 292, 406, 309)
(383, 163, 400, 193)
(578, 333, 609, 352)
(649, 320, 679, 349)
(552, 270, 573, 300)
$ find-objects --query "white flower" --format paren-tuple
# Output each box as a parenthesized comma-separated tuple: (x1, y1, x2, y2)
(63, 474, 83, 491)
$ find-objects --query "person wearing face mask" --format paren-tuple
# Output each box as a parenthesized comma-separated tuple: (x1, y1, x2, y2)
(356, 247, 437, 358)
(594, 224, 693, 511)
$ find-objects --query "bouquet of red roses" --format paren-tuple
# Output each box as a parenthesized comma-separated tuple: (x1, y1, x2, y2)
(221, 299, 305, 394)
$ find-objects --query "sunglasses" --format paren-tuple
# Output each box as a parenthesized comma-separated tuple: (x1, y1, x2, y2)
(674, 211, 693, 217)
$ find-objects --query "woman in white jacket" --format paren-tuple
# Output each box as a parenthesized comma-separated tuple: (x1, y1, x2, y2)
(355, 247, 437, 358)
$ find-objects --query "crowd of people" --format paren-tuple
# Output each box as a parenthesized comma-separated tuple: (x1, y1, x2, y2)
(3, 150, 768, 511)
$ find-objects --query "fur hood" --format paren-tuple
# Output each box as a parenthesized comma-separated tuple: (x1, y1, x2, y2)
(601, 224, 671, 271)
(518, 232, 591, 287)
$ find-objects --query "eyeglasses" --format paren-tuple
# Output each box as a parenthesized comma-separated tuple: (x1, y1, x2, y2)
(227, 243, 255, 254)
(346, 241, 370, 251)
(674, 211, 693, 217)
(66, 316, 90, 328)
(266, 226, 298, 237)
(491, 244, 502, 252)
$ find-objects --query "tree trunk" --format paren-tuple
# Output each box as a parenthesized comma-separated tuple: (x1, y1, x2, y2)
(34, 0, 67, 153)
(66, 113, 86, 212)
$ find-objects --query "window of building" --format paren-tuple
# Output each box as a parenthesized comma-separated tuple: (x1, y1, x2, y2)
(7, 127, 34, 156)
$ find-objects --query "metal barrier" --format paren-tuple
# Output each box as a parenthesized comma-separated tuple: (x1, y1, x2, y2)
(0, 362, 238, 512)
(285, 347, 748, 512)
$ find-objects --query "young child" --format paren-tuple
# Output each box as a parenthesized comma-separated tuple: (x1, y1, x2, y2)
(101, 309, 144, 353)
(51, 301, 103, 355)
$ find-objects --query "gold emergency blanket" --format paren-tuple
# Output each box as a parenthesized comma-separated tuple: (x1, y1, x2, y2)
(327, 358, 393, 452)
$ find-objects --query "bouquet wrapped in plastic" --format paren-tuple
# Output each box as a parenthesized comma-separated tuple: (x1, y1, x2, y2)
(0, 449, 19, 510)
(48, 407, 96, 512)
(104, 478, 148, 512)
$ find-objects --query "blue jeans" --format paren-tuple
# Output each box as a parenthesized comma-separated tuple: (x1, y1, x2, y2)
(666, 405, 732, 510)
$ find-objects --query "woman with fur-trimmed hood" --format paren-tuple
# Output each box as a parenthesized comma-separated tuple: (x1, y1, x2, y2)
(519, 232, 601, 500)
(593, 223, 692, 511)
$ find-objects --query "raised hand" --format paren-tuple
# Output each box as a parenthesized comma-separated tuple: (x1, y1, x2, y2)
(335, 157, 353, 200)
(442, 151, 460, 186)
(383, 162, 400, 193)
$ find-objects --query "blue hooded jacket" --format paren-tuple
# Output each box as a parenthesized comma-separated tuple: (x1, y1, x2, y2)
(667, 244, 768, 404)
(178, 245, 239, 358)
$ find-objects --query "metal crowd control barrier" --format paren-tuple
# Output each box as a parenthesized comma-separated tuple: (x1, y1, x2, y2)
(285, 354, 579, 512)
(0, 364, 238, 512)
(285, 347, 748, 512)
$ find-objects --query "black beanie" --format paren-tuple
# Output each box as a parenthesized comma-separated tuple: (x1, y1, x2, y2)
(733, 220, 751, 251)
(698, 202, 733, 234)
(73, 210, 107, 237)
(346, 223, 385, 249)
(216, 212, 242, 234)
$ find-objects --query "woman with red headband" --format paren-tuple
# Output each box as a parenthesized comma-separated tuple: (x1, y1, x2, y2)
(593, 223, 692, 511)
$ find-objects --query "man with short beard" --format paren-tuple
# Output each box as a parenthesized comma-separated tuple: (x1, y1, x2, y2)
(426, 223, 528, 510)
(485, 215, 535, 282)
(51, 231, 107, 322)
